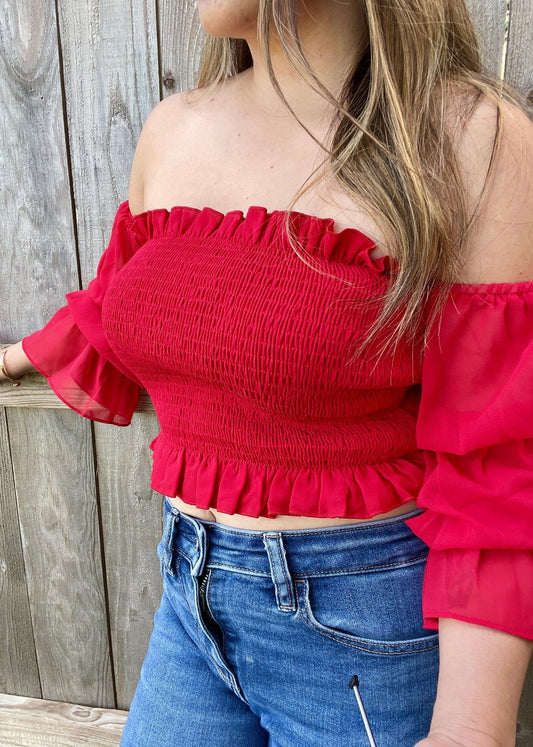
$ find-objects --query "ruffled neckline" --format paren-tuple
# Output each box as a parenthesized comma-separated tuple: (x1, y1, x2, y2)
(122, 200, 394, 275)
(119, 200, 533, 293)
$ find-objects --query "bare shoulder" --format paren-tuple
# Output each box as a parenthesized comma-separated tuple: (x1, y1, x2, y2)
(446, 84, 533, 283)
(127, 86, 223, 215)
(141, 86, 213, 137)
(449, 86, 532, 183)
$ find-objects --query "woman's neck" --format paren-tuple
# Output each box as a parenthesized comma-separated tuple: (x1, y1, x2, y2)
(239, 1, 367, 129)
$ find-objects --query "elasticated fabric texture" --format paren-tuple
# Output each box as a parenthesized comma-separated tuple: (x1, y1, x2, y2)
(22, 199, 533, 639)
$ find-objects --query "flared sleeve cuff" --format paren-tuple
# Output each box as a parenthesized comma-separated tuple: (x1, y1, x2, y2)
(414, 547, 533, 640)
(406, 280, 533, 640)
(21, 201, 144, 426)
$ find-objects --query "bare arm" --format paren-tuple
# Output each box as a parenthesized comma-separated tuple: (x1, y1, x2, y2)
(413, 95, 533, 745)
(416, 620, 533, 746)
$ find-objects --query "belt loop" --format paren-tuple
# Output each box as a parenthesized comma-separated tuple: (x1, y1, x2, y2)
(263, 533, 296, 612)
(187, 517, 207, 578)
(164, 509, 180, 576)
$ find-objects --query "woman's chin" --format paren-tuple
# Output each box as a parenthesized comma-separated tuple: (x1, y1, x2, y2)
(197, 0, 259, 38)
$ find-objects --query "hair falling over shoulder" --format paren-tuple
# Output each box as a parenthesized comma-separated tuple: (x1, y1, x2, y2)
(196, 0, 529, 365)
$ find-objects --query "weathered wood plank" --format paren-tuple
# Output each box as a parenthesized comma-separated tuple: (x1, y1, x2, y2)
(0, 370, 155, 413)
(0, 407, 41, 698)
(159, 0, 204, 96)
(0, 693, 126, 746)
(7, 407, 114, 707)
(95, 413, 163, 709)
(517, 653, 533, 746)
(0, 1, 80, 335)
(54, 0, 161, 709)
(465, 0, 507, 76)
(0, 0, 114, 708)
(55, 0, 158, 279)
(505, 0, 533, 110)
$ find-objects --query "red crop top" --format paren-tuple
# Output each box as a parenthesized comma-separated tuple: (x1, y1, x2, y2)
(22, 200, 533, 639)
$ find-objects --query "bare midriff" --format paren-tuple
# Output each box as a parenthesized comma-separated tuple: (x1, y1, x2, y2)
(165, 495, 418, 529)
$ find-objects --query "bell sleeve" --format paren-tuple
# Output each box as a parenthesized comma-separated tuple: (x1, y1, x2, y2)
(406, 280, 533, 640)
(21, 201, 144, 426)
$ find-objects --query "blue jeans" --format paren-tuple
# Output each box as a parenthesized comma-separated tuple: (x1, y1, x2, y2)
(120, 498, 439, 746)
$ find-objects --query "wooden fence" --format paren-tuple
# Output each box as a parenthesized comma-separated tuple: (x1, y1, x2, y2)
(0, 0, 532, 744)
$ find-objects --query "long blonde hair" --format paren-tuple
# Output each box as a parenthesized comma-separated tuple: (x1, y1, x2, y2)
(196, 0, 527, 365)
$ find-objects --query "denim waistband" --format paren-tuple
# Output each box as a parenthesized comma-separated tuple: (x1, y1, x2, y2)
(162, 497, 426, 580)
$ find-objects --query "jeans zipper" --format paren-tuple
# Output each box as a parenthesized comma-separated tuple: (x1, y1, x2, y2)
(199, 568, 211, 618)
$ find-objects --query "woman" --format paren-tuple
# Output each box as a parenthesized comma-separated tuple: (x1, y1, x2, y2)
(2, 1, 532, 744)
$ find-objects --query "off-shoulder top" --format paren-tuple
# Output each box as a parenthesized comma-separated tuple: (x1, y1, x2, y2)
(22, 200, 533, 640)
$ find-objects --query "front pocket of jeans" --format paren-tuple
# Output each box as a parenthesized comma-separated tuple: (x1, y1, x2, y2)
(297, 559, 439, 654)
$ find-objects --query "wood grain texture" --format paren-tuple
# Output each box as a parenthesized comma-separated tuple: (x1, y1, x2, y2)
(0, 0, 79, 336)
(159, 0, 204, 96)
(518, 655, 533, 747)
(0, 0, 115, 709)
(505, 0, 533, 110)
(55, 0, 158, 280)
(517, 636, 533, 744)
(95, 413, 163, 710)
(467, 0, 507, 75)
(0, 407, 41, 698)
(54, 0, 162, 710)
(0, 693, 126, 746)
(7, 406, 115, 707)
(0, 369, 155, 413)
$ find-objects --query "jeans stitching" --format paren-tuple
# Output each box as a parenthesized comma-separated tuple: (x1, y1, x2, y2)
(204, 570, 227, 656)
(298, 610, 440, 655)
(181, 558, 248, 700)
(192, 555, 428, 578)
(192, 515, 422, 539)
(180, 567, 234, 689)
(273, 535, 294, 609)
(297, 580, 439, 655)
(294, 555, 429, 576)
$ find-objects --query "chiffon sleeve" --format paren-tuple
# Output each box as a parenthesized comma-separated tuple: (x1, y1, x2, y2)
(406, 281, 533, 640)
(22, 201, 144, 426)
